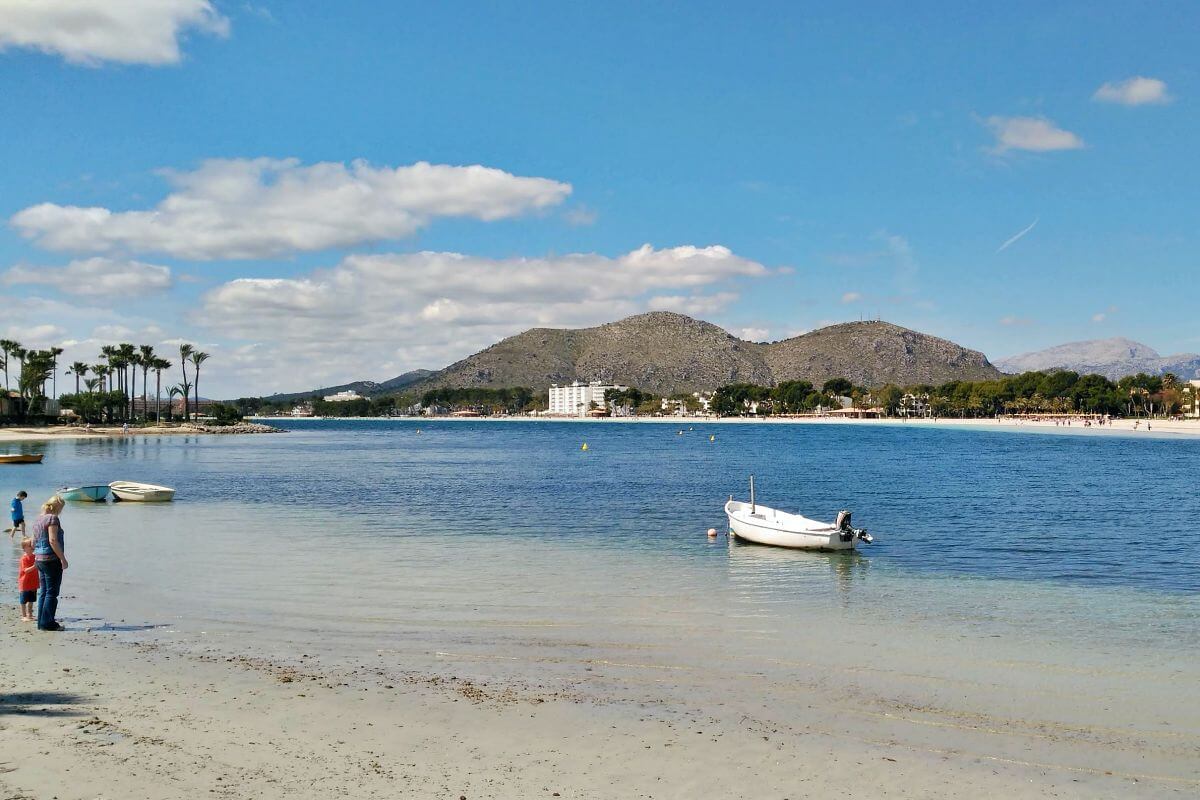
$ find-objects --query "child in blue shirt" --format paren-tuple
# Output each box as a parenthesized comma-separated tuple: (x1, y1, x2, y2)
(9, 491, 26, 541)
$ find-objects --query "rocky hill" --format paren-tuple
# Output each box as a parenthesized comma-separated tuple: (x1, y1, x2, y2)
(764, 321, 1000, 387)
(416, 313, 1001, 394)
(996, 338, 1200, 380)
(423, 312, 772, 395)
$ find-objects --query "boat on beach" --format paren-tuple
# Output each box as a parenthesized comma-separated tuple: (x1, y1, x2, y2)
(725, 476, 872, 551)
(59, 485, 111, 502)
(0, 453, 44, 464)
(109, 481, 176, 502)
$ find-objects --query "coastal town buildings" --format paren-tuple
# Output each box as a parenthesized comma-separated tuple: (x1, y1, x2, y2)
(1183, 380, 1200, 418)
(548, 381, 628, 416)
(323, 390, 363, 402)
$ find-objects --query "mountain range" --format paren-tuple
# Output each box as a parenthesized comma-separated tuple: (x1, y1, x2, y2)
(996, 338, 1200, 381)
(415, 312, 1000, 395)
(257, 369, 433, 404)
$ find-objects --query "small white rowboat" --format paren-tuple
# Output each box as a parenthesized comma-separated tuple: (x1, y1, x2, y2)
(109, 481, 175, 502)
(725, 476, 872, 551)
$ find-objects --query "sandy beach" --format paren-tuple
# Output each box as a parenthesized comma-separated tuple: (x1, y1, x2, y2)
(3, 611, 1195, 799)
(0, 423, 280, 443)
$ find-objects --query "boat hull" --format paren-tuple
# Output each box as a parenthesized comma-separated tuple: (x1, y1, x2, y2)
(0, 454, 43, 464)
(725, 500, 856, 551)
(60, 485, 110, 502)
(109, 482, 175, 502)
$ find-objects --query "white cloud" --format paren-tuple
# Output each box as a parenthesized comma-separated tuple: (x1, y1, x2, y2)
(1, 323, 65, 345)
(985, 116, 1084, 153)
(12, 158, 573, 260)
(840, 291, 862, 304)
(1000, 315, 1032, 326)
(3, 257, 172, 296)
(1093, 77, 1171, 106)
(1092, 313, 1107, 323)
(738, 327, 770, 342)
(198, 244, 770, 393)
(0, 0, 228, 66)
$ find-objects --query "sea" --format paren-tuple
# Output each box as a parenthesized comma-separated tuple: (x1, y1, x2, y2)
(6, 419, 1199, 784)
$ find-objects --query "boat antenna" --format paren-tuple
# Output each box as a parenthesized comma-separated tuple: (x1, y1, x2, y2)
(749, 475, 755, 514)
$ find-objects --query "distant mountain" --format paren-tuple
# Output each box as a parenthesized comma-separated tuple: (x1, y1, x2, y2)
(996, 338, 1200, 381)
(764, 321, 1001, 388)
(257, 369, 433, 404)
(414, 312, 1001, 395)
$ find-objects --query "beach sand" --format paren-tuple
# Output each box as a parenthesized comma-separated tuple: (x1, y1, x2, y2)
(3, 613, 1194, 799)
(0, 423, 278, 442)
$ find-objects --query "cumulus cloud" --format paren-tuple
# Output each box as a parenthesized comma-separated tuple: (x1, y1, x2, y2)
(1093, 77, 1171, 106)
(0, 0, 228, 66)
(3, 257, 172, 296)
(198, 244, 770, 393)
(12, 158, 573, 260)
(737, 327, 770, 342)
(985, 116, 1084, 153)
(840, 292, 862, 304)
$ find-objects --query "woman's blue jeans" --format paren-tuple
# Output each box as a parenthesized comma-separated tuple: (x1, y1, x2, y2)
(36, 559, 63, 630)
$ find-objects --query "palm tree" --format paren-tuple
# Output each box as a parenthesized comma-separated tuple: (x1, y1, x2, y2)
(170, 383, 190, 422)
(117, 343, 136, 420)
(67, 362, 89, 395)
(49, 346, 64, 399)
(0, 339, 18, 391)
(178, 343, 194, 420)
(152, 357, 171, 424)
(91, 363, 110, 394)
(138, 345, 156, 421)
(190, 351, 210, 420)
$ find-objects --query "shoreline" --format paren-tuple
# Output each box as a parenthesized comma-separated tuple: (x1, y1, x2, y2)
(0, 422, 282, 443)
(251, 413, 1200, 438)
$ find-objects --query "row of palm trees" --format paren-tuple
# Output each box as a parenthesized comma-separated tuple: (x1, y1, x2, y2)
(1, 338, 210, 423)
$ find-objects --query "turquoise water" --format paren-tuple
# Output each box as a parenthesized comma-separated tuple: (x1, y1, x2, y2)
(6, 419, 1197, 646)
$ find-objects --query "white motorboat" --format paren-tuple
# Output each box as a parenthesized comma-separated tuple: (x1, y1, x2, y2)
(724, 476, 872, 551)
(109, 481, 176, 502)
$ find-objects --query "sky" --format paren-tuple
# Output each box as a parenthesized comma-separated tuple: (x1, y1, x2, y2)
(0, 1, 1197, 398)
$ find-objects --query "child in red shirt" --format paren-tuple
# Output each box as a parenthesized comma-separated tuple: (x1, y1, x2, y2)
(18, 537, 38, 622)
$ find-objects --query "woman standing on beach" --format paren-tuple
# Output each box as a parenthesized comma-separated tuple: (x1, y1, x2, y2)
(31, 496, 68, 632)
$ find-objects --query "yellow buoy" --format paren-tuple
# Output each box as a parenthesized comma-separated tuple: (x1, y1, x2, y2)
(710, 434, 715, 442)
(581, 442, 588, 451)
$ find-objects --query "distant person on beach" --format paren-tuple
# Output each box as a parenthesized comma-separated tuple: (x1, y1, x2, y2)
(31, 495, 67, 632)
(18, 537, 38, 622)
(8, 490, 26, 540)
(122, 422, 129, 435)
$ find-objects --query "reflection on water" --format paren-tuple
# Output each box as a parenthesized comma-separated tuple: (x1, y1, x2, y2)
(726, 537, 870, 608)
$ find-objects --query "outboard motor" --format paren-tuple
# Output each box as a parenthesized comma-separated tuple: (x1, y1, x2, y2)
(836, 509, 873, 544)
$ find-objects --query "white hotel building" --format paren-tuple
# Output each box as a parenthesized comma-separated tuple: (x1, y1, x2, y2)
(548, 381, 628, 416)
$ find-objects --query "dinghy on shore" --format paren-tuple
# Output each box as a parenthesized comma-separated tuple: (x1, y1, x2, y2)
(60, 485, 110, 502)
(724, 476, 872, 551)
(109, 481, 175, 502)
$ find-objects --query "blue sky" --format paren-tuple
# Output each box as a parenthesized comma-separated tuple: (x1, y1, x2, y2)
(0, 1, 1196, 396)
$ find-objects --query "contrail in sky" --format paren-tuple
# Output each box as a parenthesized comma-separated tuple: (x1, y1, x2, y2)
(996, 217, 1039, 253)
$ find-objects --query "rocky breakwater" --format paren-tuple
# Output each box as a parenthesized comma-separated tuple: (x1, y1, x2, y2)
(188, 422, 284, 435)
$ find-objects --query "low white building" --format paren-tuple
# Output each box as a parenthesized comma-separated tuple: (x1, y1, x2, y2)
(1183, 380, 1200, 418)
(548, 381, 627, 416)
(323, 390, 362, 402)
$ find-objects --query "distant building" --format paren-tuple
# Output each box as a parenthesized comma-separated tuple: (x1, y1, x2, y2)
(548, 381, 627, 416)
(323, 390, 362, 402)
(898, 393, 931, 418)
(1183, 380, 1200, 418)
(290, 404, 314, 417)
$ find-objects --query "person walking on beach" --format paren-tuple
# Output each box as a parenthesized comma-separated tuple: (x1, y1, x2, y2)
(31, 495, 67, 632)
(17, 537, 38, 622)
(9, 490, 26, 540)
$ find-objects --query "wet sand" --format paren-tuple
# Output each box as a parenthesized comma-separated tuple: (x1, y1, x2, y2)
(2, 610, 1195, 799)
(0, 422, 279, 442)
